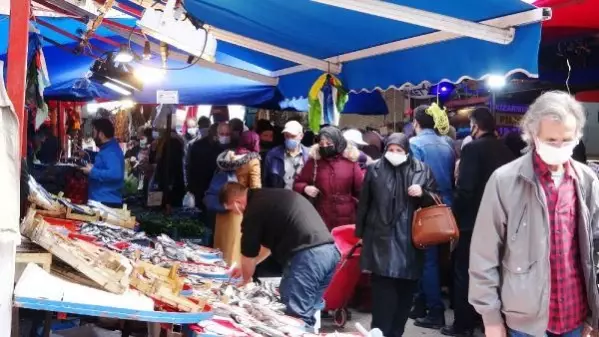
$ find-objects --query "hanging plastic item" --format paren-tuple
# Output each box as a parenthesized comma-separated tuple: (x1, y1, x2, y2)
(308, 73, 348, 133)
(152, 104, 177, 130)
(26, 23, 51, 130)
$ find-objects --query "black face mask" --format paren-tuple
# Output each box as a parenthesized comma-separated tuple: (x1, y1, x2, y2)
(319, 145, 337, 158)
(260, 141, 273, 150)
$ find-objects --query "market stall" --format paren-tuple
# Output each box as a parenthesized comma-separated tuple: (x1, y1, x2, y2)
(2, 0, 552, 335)
(19, 174, 363, 336)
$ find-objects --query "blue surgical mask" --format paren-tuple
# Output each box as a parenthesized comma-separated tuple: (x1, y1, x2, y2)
(285, 139, 299, 151)
(152, 131, 159, 139)
(218, 136, 231, 145)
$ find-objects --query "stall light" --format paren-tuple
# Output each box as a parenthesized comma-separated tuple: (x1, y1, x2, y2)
(440, 86, 448, 92)
(87, 102, 99, 113)
(115, 45, 134, 63)
(103, 82, 132, 96)
(487, 75, 507, 89)
(134, 65, 166, 84)
(121, 99, 136, 109)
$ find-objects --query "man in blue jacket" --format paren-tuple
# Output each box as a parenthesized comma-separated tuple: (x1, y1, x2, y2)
(409, 105, 456, 330)
(263, 121, 310, 189)
(81, 118, 124, 207)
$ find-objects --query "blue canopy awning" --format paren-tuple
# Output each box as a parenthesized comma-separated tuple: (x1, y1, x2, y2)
(1, 0, 543, 110)
(0, 17, 281, 106)
(181, 0, 542, 98)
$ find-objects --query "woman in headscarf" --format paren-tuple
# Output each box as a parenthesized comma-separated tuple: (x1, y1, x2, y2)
(294, 126, 364, 231)
(356, 133, 438, 337)
(213, 130, 261, 266)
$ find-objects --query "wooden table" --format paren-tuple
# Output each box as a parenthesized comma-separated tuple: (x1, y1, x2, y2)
(13, 237, 53, 337)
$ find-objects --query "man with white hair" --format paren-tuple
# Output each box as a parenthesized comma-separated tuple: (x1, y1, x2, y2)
(469, 91, 599, 337)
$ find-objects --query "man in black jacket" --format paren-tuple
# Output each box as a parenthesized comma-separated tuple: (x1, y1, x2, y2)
(221, 183, 339, 330)
(443, 107, 515, 337)
(185, 123, 231, 243)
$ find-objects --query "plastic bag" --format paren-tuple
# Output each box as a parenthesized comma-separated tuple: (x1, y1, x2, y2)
(182, 192, 196, 208)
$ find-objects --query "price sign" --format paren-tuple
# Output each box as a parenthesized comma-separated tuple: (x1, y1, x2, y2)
(156, 90, 179, 104)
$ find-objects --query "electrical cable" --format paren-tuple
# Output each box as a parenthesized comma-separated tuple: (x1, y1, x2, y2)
(565, 58, 571, 94)
(123, 7, 209, 72)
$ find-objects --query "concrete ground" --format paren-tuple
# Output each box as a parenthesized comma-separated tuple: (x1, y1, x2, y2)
(321, 309, 485, 337)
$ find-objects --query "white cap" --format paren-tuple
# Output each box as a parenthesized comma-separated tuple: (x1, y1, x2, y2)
(282, 121, 303, 136)
(343, 129, 367, 146)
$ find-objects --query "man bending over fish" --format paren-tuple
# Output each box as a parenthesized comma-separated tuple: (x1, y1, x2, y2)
(221, 182, 340, 329)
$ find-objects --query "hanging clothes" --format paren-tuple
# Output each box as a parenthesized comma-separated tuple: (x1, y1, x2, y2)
(25, 28, 50, 130)
(113, 109, 130, 142)
(307, 73, 348, 133)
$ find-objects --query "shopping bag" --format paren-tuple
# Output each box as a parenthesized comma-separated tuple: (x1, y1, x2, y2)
(182, 192, 196, 208)
(146, 173, 163, 207)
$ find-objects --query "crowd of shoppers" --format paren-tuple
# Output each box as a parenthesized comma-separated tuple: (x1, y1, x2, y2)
(46, 90, 598, 336)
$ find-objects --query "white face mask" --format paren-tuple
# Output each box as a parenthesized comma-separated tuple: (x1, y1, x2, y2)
(535, 139, 577, 166)
(187, 127, 198, 136)
(384, 152, 408, 166)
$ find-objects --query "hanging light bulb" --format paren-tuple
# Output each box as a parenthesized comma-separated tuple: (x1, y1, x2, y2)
(114, 45, 134, 63)
(143, 40, 152, 60)
(134, 65, 166, 84)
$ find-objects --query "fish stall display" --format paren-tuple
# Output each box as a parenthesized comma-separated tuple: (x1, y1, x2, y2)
(22, 177, 366, 336)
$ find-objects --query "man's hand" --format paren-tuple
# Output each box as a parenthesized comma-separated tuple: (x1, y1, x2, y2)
(80, 164, 93, 175)
(583, 324, 598, 337)
(228, 266, 242, 280)
(484, 325, 506, 337)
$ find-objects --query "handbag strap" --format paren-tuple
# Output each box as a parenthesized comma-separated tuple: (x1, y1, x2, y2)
(430, 193, 442, 205)
(312, 159, 318, 185)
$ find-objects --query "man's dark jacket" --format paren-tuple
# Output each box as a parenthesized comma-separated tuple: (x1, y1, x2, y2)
(185, 137, 226, 206)
(453, 133, 515, 231)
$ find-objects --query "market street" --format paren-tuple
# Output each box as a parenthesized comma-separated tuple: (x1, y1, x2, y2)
(324, 310, 485, 337)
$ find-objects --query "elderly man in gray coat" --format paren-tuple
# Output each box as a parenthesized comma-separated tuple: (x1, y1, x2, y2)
(469, 91, 599, 337)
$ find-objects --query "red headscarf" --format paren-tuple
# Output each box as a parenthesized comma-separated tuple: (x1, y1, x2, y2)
(236, 131, 260, 154)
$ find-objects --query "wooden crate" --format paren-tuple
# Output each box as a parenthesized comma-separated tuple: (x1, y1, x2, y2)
(22, 213, 132, 294)
(66, 206, 100, 222)
(15, 240, 52, 282)
(130, 261, 204, 313)
(99, 204, 137, 229)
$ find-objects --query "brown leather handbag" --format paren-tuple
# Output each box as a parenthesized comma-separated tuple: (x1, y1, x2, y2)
(412, 194, 459, 249)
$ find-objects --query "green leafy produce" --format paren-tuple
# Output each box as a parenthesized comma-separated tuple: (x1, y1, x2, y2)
(136, 209, 209, 239)
(123, 174, 139, 197)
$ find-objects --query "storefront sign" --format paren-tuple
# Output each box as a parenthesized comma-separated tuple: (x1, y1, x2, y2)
(156, 90, 179, 104)
(495, 104, 528, 114)
(496, 113, 523, 127)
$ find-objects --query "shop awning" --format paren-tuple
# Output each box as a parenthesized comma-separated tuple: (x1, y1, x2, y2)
(535, 0, 599, 40)
(2, 0, 547, 107)
(0, 17, 281, 106)
(178, 0, 545, 98)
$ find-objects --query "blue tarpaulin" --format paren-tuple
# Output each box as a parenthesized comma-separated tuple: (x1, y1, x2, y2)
(0, 0, 542, 110)
(182, 0, 542, 98)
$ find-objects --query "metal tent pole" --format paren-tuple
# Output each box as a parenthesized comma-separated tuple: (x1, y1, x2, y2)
(4, 2, 30, 336)
(6, 0, 30, 158)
